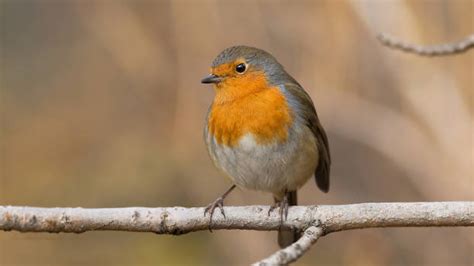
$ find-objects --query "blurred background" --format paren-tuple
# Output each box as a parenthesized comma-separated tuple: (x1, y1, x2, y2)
(1, 0, 473, 265)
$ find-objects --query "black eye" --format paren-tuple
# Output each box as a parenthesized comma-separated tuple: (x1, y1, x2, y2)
(235, 63, 246, 73)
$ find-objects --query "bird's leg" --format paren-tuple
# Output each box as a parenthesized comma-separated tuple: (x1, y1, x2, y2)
(204, 184, 236, 231)
(268, 193, 289, 227)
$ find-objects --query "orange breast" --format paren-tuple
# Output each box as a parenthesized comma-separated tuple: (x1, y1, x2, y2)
(208, 86, 293, 147)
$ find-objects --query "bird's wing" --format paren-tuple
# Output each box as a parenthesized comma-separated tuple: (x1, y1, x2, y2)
(282, 82, 331, 192)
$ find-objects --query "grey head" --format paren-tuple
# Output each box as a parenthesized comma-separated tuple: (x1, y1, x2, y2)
(210, 45, 296, 86)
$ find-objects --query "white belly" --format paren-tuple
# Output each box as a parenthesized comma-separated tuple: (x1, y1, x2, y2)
(206, 125, 318, 198)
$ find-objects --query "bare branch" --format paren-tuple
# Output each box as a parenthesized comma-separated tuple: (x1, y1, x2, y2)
(377, 33, 474, 56)
(1, 202, 472, 264)
(1, 202, 472, 234)
(253, 226, 323, 265)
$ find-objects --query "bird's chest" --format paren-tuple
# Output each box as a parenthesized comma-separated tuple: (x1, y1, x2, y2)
(206, 88, 293, 147)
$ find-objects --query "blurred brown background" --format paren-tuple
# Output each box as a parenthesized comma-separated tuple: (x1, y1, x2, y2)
(1, 0, 473, 265)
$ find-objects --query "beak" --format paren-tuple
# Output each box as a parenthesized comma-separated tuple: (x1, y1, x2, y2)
(201, 74, 221, 84)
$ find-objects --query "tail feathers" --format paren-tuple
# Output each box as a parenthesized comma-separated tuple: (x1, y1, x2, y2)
(277, 191, 301, 248)
(278, 228, 301, 248)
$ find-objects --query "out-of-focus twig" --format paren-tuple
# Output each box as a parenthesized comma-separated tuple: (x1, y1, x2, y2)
(253, 226, 323, 265)
(1, 202, 473, 264)
(377, 33, 474, 56)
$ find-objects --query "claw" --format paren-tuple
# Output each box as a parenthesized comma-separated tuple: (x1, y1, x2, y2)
(268, 204, 277, 216)
(204, 197, 225, 232)
(268, 195, 290, 228)
(203, 185, 236, 232)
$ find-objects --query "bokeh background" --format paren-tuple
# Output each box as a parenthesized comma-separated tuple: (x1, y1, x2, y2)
(1, 0, 473, 265)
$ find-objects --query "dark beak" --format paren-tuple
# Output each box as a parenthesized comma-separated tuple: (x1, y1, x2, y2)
(201, 74, 221, 84)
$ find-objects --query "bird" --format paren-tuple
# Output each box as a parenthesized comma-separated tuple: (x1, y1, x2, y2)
(201, 46, 330, 248)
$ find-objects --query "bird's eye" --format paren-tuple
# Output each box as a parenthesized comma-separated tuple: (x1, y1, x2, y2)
(235, 63, 246, 74)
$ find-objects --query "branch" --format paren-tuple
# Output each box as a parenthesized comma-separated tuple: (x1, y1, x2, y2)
(1, 202, 472, 233)
(1, 202, 472, 264)
(253, 226, 324, 265)
(377, 33, 474, 56)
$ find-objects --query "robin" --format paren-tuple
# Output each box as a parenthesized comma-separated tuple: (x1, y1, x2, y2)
(201, 46, 330, 248)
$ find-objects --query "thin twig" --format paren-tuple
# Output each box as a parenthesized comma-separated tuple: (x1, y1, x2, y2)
(253, 226, 323, 265)
(377, 33, 474, 56)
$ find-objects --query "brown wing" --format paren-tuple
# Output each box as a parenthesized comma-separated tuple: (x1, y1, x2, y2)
(283, 83, 331, 192)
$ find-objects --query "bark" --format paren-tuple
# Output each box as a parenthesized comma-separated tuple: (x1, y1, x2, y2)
(1, 202, 472, 234)
(253, 226, 324, 265)
(2, 202, 472, 265)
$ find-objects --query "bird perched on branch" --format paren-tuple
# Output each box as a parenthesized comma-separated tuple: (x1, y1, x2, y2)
(201, 46, 330, 247)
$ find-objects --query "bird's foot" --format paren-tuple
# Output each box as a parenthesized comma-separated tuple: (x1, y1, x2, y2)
(268, 196, 289, 227)
(203, 185, 236, 232)
(204, 197, 225, 232)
